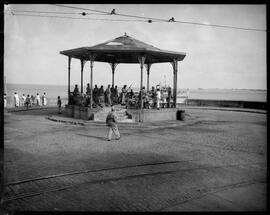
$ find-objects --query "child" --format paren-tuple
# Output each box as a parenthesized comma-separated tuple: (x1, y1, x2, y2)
(25, 95, 31, 109)
(30, 95, 35, 107)
(57, 96, 62, 114)
(106, 106, 121, 141)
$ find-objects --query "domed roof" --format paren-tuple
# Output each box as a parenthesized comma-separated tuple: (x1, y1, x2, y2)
(60, 33, 186, 63)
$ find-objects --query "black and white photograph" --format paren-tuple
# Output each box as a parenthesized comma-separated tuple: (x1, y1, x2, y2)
(1, 4, 267, 212)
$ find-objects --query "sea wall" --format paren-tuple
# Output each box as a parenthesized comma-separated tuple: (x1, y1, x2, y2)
(181, 99, 267, 110)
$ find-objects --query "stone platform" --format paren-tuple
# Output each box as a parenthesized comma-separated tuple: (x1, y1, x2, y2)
(64, 104, 185, 123)
(127, 108, 185, 122)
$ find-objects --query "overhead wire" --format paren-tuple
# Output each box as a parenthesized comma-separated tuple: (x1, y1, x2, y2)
(5, 5, 266, 32)
(173, 20, 266, 32)
(10, 9, 107, 16)
(52, 4, 171, 22)
(51, 4, 266, 31)
(52, 4, 109, 15)
(8, 12, 152, 22)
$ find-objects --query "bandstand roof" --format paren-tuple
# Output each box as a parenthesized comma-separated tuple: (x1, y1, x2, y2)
(60, 34, 186, 64)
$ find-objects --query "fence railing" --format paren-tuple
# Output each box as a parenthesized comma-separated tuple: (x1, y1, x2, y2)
(177, 99, 267, 110)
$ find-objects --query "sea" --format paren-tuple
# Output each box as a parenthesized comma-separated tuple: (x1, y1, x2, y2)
(5, 83, 267, 108)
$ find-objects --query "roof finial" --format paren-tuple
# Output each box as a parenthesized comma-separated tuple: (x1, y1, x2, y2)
(124, 32, 127, 36)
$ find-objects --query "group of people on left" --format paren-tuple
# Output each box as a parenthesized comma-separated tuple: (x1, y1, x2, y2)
(12, 92, 47, 109)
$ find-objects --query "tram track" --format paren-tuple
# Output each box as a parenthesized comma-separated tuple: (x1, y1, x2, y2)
(158, 178, 266, 211)
(5, 160, 192, 186)
(3, 160, 266, 203)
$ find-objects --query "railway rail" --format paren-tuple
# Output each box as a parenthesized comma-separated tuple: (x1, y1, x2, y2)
(3, 160, 266, 205)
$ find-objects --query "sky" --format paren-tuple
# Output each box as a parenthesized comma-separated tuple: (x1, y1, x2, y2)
(4, 4, 266, 89)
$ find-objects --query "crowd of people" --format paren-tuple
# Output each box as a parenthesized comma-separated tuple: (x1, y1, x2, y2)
(4, 83, 174, 111)
(4, 92, 63, 113)
(11, 92, 47, 109)
(70, 83, 174, 110)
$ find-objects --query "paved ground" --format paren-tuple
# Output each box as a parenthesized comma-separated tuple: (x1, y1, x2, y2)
(2, 107, 267, 212)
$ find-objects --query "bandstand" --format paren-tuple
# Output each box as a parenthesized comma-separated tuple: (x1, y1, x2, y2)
(60, 33, 186, 122)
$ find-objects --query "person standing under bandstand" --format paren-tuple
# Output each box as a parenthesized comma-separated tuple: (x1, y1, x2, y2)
(98, 85, 104, 107)
(105, 84, 112, 106)
(156, 87, 161, 110)
(86, 83, 91, 95)
(114, 85, 119, 104)
(167, 85, 172, 108)
(121, 85, 127, 105)
(93, 85, 99, 106)
(110, 85, 114, 105)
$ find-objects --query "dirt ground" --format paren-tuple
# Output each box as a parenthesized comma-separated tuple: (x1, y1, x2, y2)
(2, 107, 267, 212)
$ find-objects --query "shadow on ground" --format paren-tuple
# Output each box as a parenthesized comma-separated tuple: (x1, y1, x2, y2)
(75, 133, 107, 141)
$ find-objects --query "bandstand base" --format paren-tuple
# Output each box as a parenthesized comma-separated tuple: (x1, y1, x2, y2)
(127, 108, 183, 122)
(65, 105, 185, 122)
(65, 105, 96, 120)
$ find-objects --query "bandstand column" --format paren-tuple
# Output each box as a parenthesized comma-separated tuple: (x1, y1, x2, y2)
(109, 62, 118, 88)
(173, 59, 178, 108)
(68, 56, 71, 104)
(138, 55, 146, 122)
(80, 59, 86, 94)
(89, 53, 96, 108)
(170, 59, 178, 108)
(175, 60, 178, 107)
(144, 63, 152, 93)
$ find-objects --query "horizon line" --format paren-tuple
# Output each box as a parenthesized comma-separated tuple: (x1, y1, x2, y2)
(6, 83, 267, 91)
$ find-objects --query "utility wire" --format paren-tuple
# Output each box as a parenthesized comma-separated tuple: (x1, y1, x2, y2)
(174, 20, 266, 32)
(11, 9, 106, 16)
(6, 5, 266, 32)
(52, 4, 168, 22)
(51, 4, 266, 31)
(52, 4, 109, 15)
(9, 12, 151, 22)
